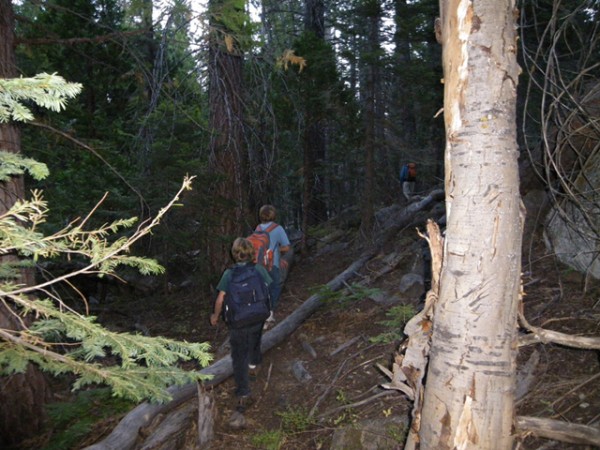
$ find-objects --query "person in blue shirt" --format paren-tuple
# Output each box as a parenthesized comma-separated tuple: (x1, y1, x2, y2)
(400, 162, 417, 200)
(256, 205, 290, 325)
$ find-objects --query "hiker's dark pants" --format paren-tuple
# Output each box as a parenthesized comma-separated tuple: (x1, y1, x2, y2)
(229, 321, 264, 397)
(269, 266, 282, 311)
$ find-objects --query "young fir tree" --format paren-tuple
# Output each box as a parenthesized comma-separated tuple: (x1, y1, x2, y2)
(0, 73, 212, 445)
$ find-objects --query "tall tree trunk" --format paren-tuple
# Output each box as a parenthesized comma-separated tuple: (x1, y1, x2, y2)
(207, 0, 249, 273)
(360, 0, 382, 237)
(393, 0, 417, 146)
(138, 0, 159, 177)
(0, 0, 49, 445)
(301, 0, 328, 239)
(417, 1, 522, 449)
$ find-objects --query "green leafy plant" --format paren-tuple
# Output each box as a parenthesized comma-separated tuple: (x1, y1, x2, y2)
(42, 388, 134, 450)
(276, 406, 315, 433)
(331, 410, 358, 426)
(251, 429, 286, 450)
(335, 389, 349, 404)
(386, 423, 408, 444)
(370, 305, 416, 344)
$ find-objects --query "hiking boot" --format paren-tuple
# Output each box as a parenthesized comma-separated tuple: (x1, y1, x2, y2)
(263, 312, 275, 330)
(236, 395, 255, 413)
(228, 410, 247, 429)
(249, 364, 260, 381)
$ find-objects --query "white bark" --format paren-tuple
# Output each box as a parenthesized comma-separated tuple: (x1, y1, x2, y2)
(417, 1, 522, 449)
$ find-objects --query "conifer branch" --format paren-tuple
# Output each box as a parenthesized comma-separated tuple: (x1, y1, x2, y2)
(0, 70, 207, 404)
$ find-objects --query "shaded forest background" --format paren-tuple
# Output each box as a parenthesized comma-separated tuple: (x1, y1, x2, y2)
(12, 0, 448, 285)
(1, 0, 600, 448)
(9, 0, 597, 284)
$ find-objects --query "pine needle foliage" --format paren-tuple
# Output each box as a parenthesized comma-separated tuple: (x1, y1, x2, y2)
(0, 73, 82, 123)
(0, 75, 212, 404)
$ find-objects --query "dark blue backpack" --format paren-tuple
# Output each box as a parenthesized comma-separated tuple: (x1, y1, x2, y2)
(223, 265, 270, 328)
(400, 164, 409, 182)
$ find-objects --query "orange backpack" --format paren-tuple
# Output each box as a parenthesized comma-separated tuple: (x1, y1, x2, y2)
(247, 223, 278, 271)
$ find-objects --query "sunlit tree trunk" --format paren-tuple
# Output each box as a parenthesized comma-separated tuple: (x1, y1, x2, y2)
(416, 1, 523, 449)
(0, 0, 49, 445)
(207, 0, 249, 273)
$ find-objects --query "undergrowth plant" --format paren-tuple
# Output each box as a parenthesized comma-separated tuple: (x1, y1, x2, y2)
(370, 304, 416, 344)
(42, 388, 134, 450)
(251, 429, 286, 450)
(277, 406, 316, 433)
(251, 407, 315, 450)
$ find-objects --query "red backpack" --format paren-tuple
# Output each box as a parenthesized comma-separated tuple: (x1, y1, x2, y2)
(407, 164, 417, 181)
(247, 223, 279, 271)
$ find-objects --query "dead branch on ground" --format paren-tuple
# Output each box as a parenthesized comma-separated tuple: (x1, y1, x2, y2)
(518, 311, 600, 350)
(516, 416, 600, 447)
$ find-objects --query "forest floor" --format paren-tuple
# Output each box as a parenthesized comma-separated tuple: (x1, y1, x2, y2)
(34, 201, 600, 450)
(196, 232, 600, 450)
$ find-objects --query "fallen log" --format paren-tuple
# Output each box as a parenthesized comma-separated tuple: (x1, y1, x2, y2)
(83, 250, 376, 450)
(375, 189, 445, 246)
(516, 416, 600, 447)
(138, 402, 196, 450)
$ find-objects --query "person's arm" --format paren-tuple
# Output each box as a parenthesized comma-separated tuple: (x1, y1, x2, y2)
(210, 291, 225, 326)
(277, 227, 291, 254)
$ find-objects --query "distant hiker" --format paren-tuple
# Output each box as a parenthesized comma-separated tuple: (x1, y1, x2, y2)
(254, 204, 290, 326)
(210, 237, 272, 414)
(400, 162, 417, 200)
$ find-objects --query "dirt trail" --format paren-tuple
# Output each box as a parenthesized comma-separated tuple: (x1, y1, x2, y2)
(204, 245, 411, 449)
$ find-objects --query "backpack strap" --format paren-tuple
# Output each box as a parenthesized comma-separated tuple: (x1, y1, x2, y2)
(256, 222, 279, 233)
(266, 222, 279, 233)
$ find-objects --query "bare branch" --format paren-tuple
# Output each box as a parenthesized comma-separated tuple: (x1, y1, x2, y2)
(518, 311, 600, 350)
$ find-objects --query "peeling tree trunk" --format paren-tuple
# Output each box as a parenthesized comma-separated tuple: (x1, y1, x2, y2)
(0, 1, 50, 445)
(206, 0, 249, 274)
(416, 1, 523, 449)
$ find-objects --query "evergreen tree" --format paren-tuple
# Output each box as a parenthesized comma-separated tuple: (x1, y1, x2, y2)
(0, 73, 212, 446)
